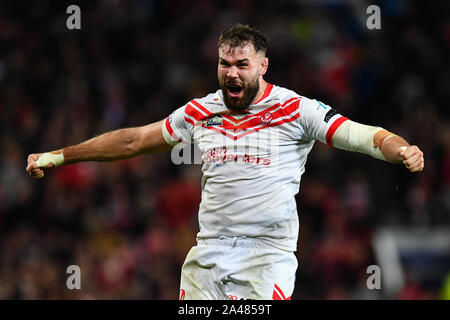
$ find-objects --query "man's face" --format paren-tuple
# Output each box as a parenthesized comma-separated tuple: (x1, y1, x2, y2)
(218, 43, 267, 112)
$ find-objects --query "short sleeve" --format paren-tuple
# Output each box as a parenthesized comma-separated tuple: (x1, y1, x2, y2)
(162, 104, 193, 147)
(298, 97, 349, 146)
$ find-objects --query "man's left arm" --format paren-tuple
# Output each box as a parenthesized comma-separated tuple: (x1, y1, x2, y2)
(331, 120, 424, 173)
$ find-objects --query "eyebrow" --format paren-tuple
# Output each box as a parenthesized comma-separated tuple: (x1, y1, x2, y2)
(219, 58, 250, 64)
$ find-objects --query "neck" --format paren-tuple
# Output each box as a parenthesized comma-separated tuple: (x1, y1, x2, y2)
(251, 78, 268, 104)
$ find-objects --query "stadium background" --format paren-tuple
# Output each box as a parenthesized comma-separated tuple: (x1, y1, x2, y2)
(0, 0, 449, 299)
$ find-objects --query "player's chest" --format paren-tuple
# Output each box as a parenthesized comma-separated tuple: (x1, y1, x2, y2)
(193, 113, 297, 155)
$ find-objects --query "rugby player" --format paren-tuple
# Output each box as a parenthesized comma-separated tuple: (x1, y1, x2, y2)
(26, 24, 424, 300)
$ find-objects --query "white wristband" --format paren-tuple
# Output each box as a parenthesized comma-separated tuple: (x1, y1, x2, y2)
(35, 152, 65, 168)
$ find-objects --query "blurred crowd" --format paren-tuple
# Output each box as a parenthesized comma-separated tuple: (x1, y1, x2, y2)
(0, 0, 449, 299)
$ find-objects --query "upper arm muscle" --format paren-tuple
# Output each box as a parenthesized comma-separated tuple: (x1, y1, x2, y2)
(137, 119, 173, 154)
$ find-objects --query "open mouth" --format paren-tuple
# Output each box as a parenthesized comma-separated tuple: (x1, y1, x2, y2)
(226, 84, 243, 98)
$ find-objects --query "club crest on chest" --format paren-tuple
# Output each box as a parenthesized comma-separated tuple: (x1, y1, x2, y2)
(260, 112, 273, 125)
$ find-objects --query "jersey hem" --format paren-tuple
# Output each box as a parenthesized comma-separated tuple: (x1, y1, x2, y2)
(196, 235, 296, 252)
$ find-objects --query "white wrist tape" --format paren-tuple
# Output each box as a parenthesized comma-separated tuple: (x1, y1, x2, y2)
(332, 120, 386, 161)
(35, 151, 65, 168)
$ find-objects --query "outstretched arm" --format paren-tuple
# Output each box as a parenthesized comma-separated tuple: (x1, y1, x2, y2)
(331, 120, 424, 172)
(26, 119, 172, 179)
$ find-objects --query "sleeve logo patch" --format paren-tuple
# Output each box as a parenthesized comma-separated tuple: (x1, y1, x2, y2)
(324, 108, 338, 123)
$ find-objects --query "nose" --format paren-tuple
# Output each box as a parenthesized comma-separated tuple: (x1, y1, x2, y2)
(227, 66, 239, 79)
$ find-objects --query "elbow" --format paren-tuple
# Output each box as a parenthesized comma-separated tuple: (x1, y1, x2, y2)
(125, 143, 140, 157)
(120, 128, 142, 157)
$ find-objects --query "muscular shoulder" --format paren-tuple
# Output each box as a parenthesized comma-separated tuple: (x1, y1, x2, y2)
(270, 85, 302, 104)
(269, 85, 326, 113)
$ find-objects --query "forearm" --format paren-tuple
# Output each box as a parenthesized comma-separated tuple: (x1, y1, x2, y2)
(61, 127, 142, 164)
(378, 134, 409, 164)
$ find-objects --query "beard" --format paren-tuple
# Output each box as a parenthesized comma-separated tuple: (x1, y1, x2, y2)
(219, 76, 259, 112)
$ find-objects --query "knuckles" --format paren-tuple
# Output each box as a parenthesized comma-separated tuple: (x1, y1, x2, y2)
(26, 154, 39, 172)
(404, 146, 424, 160)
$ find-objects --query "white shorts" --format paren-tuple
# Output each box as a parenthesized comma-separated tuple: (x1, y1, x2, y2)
(179, 236, 298, 300)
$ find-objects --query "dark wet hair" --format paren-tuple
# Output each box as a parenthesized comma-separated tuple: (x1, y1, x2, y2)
(218, 23, 268, 55)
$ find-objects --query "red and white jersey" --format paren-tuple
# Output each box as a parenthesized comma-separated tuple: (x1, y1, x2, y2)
(162, 83, 348, 251)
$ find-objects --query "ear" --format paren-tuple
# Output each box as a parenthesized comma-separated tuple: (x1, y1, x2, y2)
(260, 57, 269, 76)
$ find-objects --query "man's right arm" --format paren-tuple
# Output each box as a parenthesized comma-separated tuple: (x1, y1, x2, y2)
(26, 119, 172, 179)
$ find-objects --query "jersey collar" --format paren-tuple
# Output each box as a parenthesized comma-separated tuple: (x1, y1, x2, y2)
(253, 83, 273, 105)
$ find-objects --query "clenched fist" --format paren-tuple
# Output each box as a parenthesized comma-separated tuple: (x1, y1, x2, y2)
(399, 145, 424, 173)
(26, 151, 64, 179)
